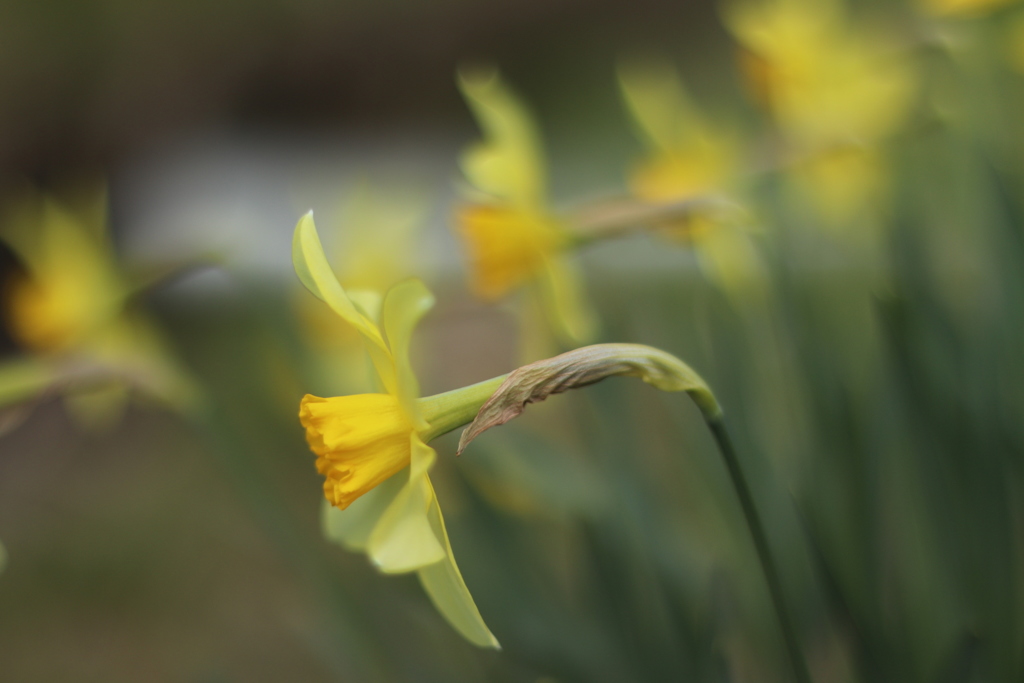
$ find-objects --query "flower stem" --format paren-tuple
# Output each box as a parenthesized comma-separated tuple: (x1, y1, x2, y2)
(706, 415, 812, 683)
(417, 374, 509, 443)
(564, 194, 738, 246)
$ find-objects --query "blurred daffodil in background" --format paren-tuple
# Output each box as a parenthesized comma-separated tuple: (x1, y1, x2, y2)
(293, 211, 503, 648)
(0, 184, 198, 429)
(456, 66, 598, 351)
(618, 59, 763, 299)
(725, 0, 917, 231)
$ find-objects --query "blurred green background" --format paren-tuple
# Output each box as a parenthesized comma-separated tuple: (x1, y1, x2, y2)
(2, 0, 1024, 681)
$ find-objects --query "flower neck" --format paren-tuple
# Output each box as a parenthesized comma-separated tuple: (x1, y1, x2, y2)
(416, 374, 508, 443)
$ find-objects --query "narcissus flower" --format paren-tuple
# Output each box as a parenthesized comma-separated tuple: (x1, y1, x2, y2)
(295, 213, 723, 648)
(0, 186, 198, 425)
(617, 60, 762, 298)
(456, 67, 597, 347)
(725, 0, 916, 225)
(293, 211, 505, 648)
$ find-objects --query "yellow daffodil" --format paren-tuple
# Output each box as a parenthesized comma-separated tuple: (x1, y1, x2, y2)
(3, 192, 126, 354)
(293, 211, 504, 648)
(0, 187, 198, 424)
(725, 0, 916, 224)
(456, 66, 597, 348)
(618, 60, 762, 298)
(295, 210, 735, 646)
(619, 61, 739, 205)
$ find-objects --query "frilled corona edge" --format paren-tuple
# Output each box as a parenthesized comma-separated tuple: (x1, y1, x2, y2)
(299, 393, 413, 510)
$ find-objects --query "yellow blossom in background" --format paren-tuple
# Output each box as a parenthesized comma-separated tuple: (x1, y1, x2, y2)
(618, 61, 738, 203)
(3, 192, 125, 354)
(725, 0, 916, 226)
(0, 185, 198, 425)
(293, 211, 501, 648)
(618, 59, 762, 298)
(456, 66, 597, 348)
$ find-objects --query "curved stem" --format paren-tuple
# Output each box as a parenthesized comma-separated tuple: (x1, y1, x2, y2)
(564, 194, 738, 246)
(706, 415, 812, 683)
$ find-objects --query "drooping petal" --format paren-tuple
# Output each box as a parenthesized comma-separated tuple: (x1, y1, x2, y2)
(292, 212, 397, 393)
(381, 279, 434, 429)
(458, 67, 545, 209)
(536, 255, 598, 346)
(617, 59, 695, 152)
(694, 220, 764, 301)
(417, 476, 500, 649)
(322, 470, 406, 551)
(366, 435, 444, 573)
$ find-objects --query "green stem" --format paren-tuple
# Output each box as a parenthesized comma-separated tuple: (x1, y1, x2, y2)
(417, 373, 509, 443)
(706, 415, 811, 683)
(565, 194, 737, 248)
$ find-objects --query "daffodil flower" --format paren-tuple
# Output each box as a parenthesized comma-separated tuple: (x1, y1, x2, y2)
(293, 211, 504, 648)
(0, 187, 198, 426)
(295, 210, 747, 647)
(617, 59, 763, 298)
(455, 66, 597, 348)
(725, 0, 916, 225)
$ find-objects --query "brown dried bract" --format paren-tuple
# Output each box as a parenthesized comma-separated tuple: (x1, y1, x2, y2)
(457, 343, 719, 454)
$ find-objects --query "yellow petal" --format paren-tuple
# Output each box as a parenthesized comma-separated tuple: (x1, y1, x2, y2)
(346, 288, 384, 323)
(3, 198, 126, 353)
(365, 434, 444, 573)
(381, 279, 435, 429)
(458, 66, 545, 209)
(617, 59, 696, 152)
(456, 204, 564, 300)
(321, 470, 405, 551)
(536, 255, 598, 345)
(417, 477, 500, 649)
(694, 221, 764, 301)
(292, 212, 397, 393)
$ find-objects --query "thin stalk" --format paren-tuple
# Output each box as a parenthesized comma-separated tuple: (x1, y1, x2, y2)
(565, 194, 737, 246)
(706, 415, 812, 683)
